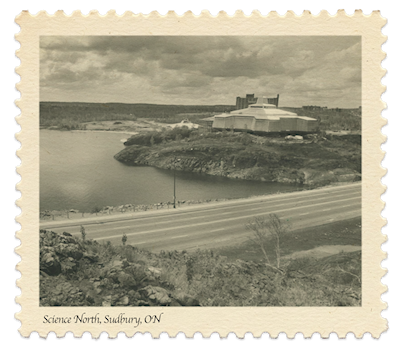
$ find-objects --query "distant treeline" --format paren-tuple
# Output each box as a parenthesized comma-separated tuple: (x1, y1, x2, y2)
(281, 107, 361, 131)
(40, 101, 235, 129)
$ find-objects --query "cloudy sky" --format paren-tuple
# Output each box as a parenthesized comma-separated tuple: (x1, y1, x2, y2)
(40, 36, 361, 108)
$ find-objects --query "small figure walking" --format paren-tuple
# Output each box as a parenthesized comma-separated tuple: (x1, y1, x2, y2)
(122, 233, 127, 246)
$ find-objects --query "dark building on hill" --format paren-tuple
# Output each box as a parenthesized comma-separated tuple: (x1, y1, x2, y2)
(236, 94, 280, 109)
(236, 94, 257, 109)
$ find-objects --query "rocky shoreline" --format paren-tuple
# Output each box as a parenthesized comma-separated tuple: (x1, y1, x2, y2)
(114, 134, 361, 187)
(40, 197, 233, 221)
(115, 150, 360, 186)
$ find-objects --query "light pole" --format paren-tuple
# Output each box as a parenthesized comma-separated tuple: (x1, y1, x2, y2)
(173, 159, 180, 209)
(173, 167, 176, 209)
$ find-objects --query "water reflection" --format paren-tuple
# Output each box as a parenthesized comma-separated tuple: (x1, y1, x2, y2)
(40, 130, 304, 212)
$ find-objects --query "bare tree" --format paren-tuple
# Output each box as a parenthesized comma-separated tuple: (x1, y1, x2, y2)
(246, 214, 290, 271)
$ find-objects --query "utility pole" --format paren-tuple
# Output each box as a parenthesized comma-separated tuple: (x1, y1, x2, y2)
(173, 159, 180, 209)
(173, 167, 176, 208)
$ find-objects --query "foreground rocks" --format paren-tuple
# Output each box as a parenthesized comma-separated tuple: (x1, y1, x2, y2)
(40, 230, 361, 307)
(40, 230, 199, 307)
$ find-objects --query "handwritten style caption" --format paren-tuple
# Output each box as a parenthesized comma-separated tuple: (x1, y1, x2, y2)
(43, 312, 164, 328)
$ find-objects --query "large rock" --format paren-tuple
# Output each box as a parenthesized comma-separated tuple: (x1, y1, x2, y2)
(140, 286, 171, 305)
(115, 296, 129, 306)
(54, 243, 83, 260)
(172, 290, 200, 306)
(83, 252, 99, 263)
(117, 272, 137, 289)
(40, 249, 61, 276)
(147, 266, 162, 278)
(60, 257, 78, 274)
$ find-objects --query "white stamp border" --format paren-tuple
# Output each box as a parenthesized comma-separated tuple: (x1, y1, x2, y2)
(15, 10, 387, 338)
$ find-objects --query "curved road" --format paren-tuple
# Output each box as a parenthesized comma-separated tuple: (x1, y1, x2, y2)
(40, 183, 361, 252)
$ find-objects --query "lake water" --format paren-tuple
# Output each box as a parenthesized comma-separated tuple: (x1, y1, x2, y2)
(40, 130, 305, 212)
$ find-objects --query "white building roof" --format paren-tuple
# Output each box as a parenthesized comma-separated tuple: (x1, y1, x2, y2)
(213, 97, 317, 122)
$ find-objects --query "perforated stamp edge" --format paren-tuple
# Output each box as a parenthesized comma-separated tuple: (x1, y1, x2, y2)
(15, 10, 387, 338)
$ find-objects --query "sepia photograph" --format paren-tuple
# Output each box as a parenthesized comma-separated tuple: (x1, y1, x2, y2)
(38, 36, 362, 308)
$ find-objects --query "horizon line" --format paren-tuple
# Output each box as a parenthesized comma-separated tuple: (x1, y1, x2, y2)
(39, 101, 361, 109)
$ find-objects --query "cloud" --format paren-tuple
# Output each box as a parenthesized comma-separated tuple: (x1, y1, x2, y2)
(40, 36, 361, 107)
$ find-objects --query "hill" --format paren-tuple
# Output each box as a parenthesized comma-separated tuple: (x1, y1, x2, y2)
(115, 130, 361, 187)
(281, 107, 361, 131)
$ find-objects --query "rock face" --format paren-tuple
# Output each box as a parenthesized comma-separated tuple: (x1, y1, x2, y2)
(114, 145, 306, 183)
(40, 248, 62, 276)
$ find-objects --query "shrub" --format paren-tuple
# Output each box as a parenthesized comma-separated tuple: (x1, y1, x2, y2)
(80, 225, 86, 241)
(246, 214, 290, 270)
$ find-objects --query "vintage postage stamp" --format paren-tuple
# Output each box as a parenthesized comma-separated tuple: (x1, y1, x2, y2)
(15, 11, 387, 338)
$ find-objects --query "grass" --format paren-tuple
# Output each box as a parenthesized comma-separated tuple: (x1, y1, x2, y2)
(216, 217, 361, 262)
(281, 107, 361, 132)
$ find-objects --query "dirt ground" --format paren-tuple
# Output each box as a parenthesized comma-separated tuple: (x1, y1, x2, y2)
(82, 118, 175, 133)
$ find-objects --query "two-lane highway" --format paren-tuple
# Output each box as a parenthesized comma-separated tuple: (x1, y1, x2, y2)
(40, 183, 361, 252)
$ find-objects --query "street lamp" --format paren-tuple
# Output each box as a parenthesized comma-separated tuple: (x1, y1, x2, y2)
(173, 159, 180, 209)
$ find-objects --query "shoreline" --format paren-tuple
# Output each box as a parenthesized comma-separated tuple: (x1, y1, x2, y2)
(40, 118, 180, 135)
(40, 181, 360, 224)
(41, 127, 139, 135)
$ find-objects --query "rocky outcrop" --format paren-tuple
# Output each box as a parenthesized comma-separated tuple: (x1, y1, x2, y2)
(114, 145, 304, 183)
(114, 140, 361, 187)
(40, 230, 98, 276)
(40, 230, 199, 307)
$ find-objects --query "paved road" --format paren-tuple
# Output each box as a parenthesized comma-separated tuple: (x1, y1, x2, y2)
(40, 183, 361, 252)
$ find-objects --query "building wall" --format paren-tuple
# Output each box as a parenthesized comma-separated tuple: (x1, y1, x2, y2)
(254, 119, 270, 132)
(231, 116, 254, 130)
(280, 118, 298, 131)
(268, 120, 282, 132)
(236, 94, 258, 109)
(297, 119, 308, 131)
(213, 116, 317, 132)
(213, 117, 227, 129)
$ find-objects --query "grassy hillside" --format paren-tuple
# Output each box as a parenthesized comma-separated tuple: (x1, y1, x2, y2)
(281, 107, 361, 131)
(40, 228, 361, 307)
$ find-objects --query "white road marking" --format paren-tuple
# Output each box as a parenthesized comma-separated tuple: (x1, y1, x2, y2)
(94, 197, 361, 241)
(209, 228, 227, 233)
(56, 192, 361, 235)
(170, 234, 190, 239)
